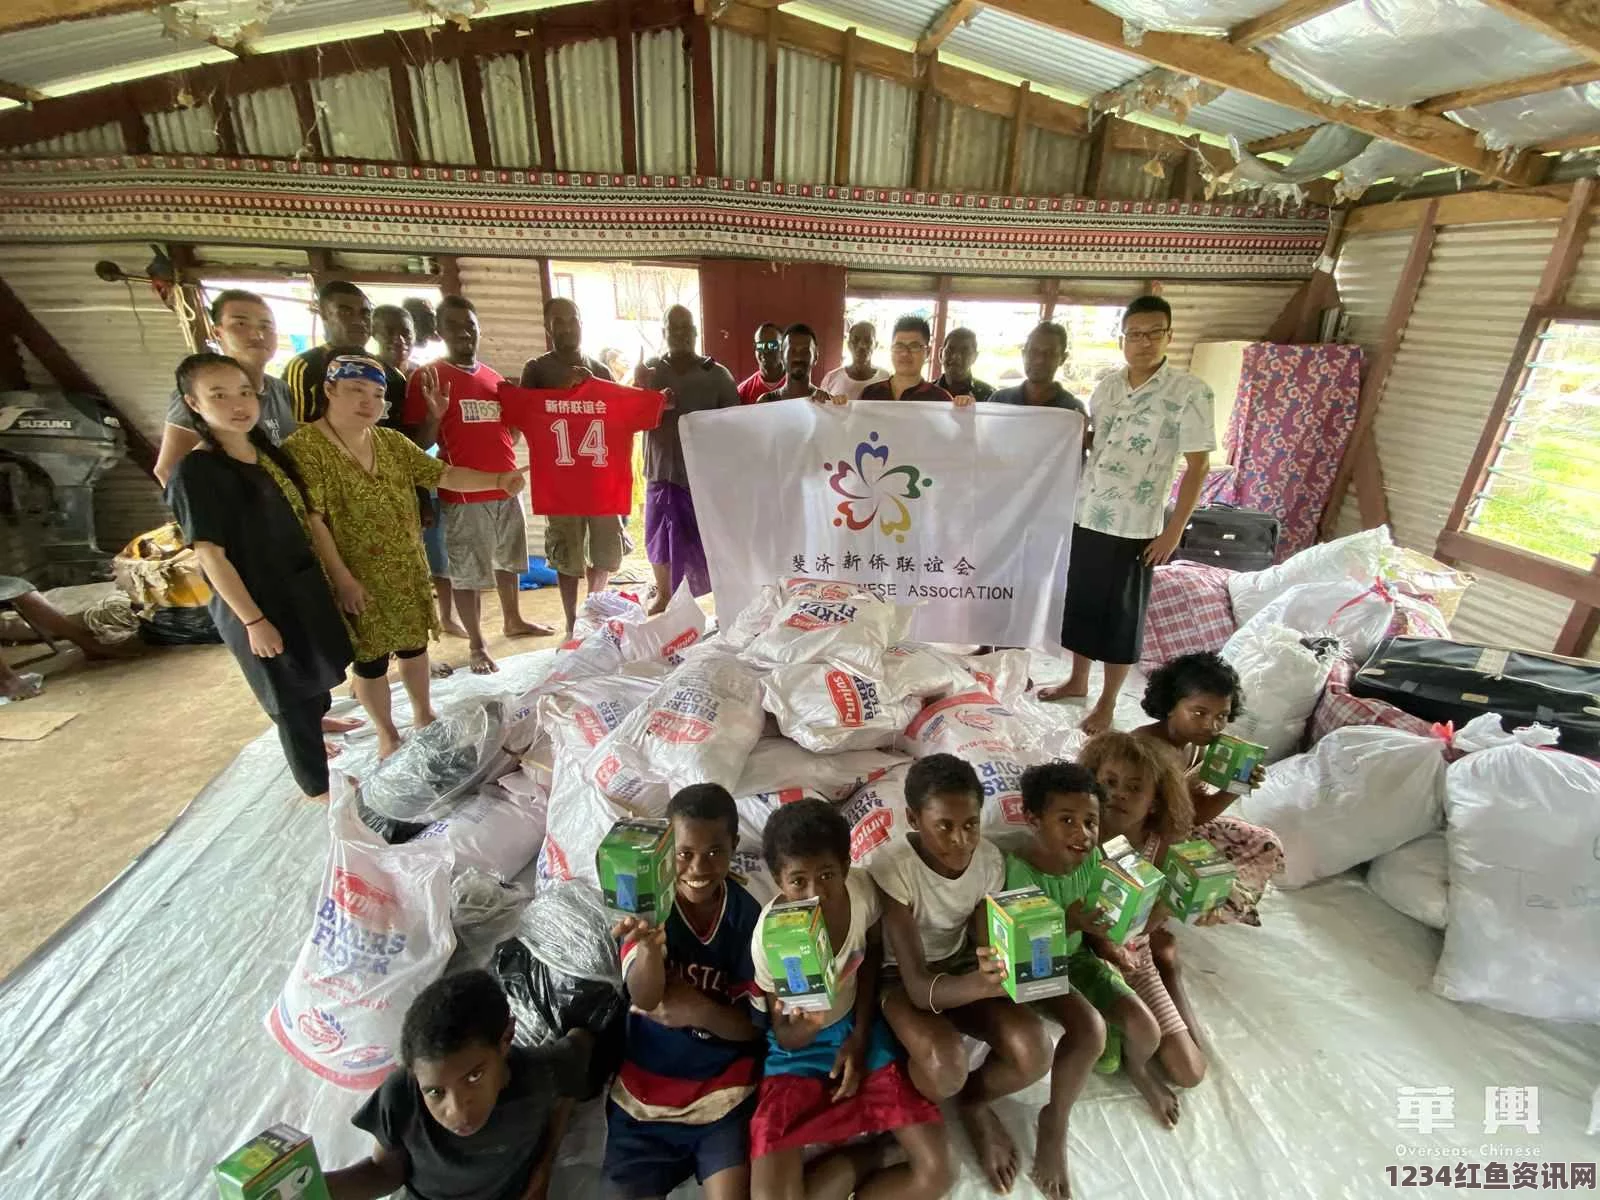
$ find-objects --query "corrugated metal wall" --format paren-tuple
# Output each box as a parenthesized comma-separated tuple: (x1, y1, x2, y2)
(712, 26, 762, 181)
(0, 242, 186, 550)
(636, 28, 693, 176)
(1020, 127, 1087, 196)
(929, 96, 1006, 193)
(550, 39, 622, 174)
(851, 72, 914, 189)
(410, 59, 472, 166)
(234, 87, 305, 159)
(1102, 150, 1170, 203)
(1562, 222, 1600, 306)
(145, 105, 219, 155)
(313, 69, 400, 161)
(774, 47, 836, 183)
(456, 256, 547, 555)
(1162, 281, 1298, 372)
(18, 123, 125, 157)
(481, 53, 537, 169)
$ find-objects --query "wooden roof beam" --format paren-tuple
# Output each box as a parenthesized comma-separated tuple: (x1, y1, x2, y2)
(918, 0, 980, 56)
(980, 0, 1541, 184)
(1419, 63, 1600, 114)
(0, 78, 47, 104)
(1247, 126, 1319, 155)
(0, 0, 149, 35)
(1475, 0, 1600, 66)
(1227, 0, 1350, 50)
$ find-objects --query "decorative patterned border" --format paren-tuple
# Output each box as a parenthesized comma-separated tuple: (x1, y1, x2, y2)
(0, 155, 1329, 277)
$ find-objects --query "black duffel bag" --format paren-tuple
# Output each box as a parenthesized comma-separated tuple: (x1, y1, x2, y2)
(1168, 502, 1281, 572)
(1352, 635, 1600, 758)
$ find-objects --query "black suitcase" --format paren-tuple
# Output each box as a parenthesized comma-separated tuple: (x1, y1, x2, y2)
(1352, 635, 1600, 757)
(1168, 503, 1280, 571)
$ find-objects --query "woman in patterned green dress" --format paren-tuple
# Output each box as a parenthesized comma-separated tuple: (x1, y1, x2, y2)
(285, 355, 527, 758)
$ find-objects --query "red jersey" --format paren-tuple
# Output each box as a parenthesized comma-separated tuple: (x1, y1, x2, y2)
(737, 369, 784, 406)
(499, 377, 666, 516)
(401, 360, 511, 504)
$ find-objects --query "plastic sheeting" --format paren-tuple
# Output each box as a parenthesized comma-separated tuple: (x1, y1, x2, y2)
(2, 650, 1599, 1198)
(1447, 84, 1600, 153)
(1089, 0, 1283, 38)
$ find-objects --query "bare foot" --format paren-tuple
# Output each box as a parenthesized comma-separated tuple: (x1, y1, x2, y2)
(959, 1103, 1019, 1194)
(1037, 678, 1089, 702)
(646, 593, 669, 617)
(1030, 1102, 1072, 1200)
(413, 708, 438, 731)
(1126, 1058, 1181, 1128)
(376, 733, 403, 761)
(321, 715, 363, 734)
(430, 661, 454, 679)
(323, 740, 344, 760)
(1078, 701, 1117, 735)
(0, 671, 42, 701)
(438, 621, 469, 639)
(304, 792, 330, 804)
(504, 618, 557, 638)
(469, 645, 498, 675)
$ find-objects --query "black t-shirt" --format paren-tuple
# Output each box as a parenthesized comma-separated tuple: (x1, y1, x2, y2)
(351, 1038, 589, 1200)
(933, 374, 995, 402)
(989, 382, 1087, 414)
(283, 345, 407, 427)
(518, 352, 612, 389)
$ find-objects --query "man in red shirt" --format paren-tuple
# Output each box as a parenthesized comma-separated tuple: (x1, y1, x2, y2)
(403, 296, 554, 675)
(735, 322, 786, 405)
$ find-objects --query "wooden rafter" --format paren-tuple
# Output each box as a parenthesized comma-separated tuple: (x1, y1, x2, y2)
(1247, 126, 1319, 155)
(528, 19, 556, 173)
(761, 8, 778, 181)
(1345, 185, 1575, 233)
(388, 61, 421, 166)
(1537, 128, 1600, 153)
(0, 79, 47, 104)
(1004, 79, 1030, 195)
(1476, 0, 1600, 66)
(688, 13, 718, 176)
(1080, 113, 1111, 198)
(1419, 62, 1600, 114)
(917, 0, 980, 56)
(0, 0, 148, 35)
(912, 54, 938, 191)
(615, 0, 639, 175)
(981, 0, 1541, 184)
(456, 54, 493, 168)
(834, 27, 857, 187)
(1227, 0, 1350, 49)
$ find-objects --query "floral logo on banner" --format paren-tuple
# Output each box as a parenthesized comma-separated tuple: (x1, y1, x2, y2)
(824, 432, 933, 543)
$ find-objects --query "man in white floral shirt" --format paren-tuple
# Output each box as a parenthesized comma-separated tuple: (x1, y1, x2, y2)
(1039, 295, 1214, 732)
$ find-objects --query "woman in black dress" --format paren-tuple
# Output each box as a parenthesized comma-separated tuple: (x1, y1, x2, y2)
(165, 352, 354, 801)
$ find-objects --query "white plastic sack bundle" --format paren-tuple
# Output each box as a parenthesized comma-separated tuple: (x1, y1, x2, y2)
(1221, 622, 1336, 762)
(572, 589, 646, 642)
(1229, 526, 1392, 626)
(536, 746, 622, 886)
(736, 786, 831, 855)
(586, 653, 766, 813)
(883, 643, 976, 702)
(966, 650, 1031, 708)
(451, 869, 534, 964)
(721, 585, 783, 652)
(734, 737, 905, 803)
(412, 785, 547, 880)
(1237, 578, 1396, 662)
(545, 617, 629, 686)
(537, 671, 663, 761)
(622, 581, 709, 666)
(841, 764, 911, 863)
(267, 786, 456, 1091)
(762, 663, 922, 753)
(1236, 726, 1446, 889)
(731, 849, 777, 906)
(1434, 744, 1600, 1022)
(1367, 832, 1449, 930)
(741, 589, 902, 676)
(900, 691, 1034, 836)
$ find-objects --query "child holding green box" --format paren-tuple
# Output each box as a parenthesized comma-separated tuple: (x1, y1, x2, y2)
(1004, 761, 1179, 1200)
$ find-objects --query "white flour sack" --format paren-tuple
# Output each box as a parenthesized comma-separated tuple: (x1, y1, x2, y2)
(622, 580, 710, 666)
(841, 764, 912, 864)
(966, 650, 1031, 708)
(537, 745, 622, 886)
(268, 785, 456, 1091)
(536, 671, 663, 762)
(1229, 526, 1392, 626)
(413, 786, 547, 880)
(721, 585, 784, 652)
(734, 737, 906, 802)
(900, 692, 1034, 837)
(572, 589, 646, 642)
(1434, 745, 1600, 1021)
(1221, 622, 1335, 763)
(736, 786, 831, 855)
(586, 653, 765, 814)
(762, 662, 922, 753)
(1367, 832, 1449, 931)
(740, 589, 902, 675)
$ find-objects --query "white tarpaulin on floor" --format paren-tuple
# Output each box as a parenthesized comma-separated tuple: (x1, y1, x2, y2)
(0, 651, 1596, 1199)
(682, 400, 1082, 648)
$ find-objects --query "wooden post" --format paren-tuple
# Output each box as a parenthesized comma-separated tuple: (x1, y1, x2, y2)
(1004, 80, 1030, 195)
(913, 54, 938, 191)
(389, 60, 421, 165)
(688, 14, 718, 177)
(457, 53, 494, 168)
(119, 108, 151, 155)
(616, 0, 639, 175)
(529, 22, 557, 173)
(762, 10, 779, 181)
(1080, 114, 1111, 198)
(1042, 278, 1059, 322)
(1319, 199, 1439, 537)
(165, 245, 213, 352)
(290, 79, 324, 159)
(0, 333, 27, 390)
(214, 84, 240, 157)
(932, 275, 951, 352)
(833, 27, 857, 187)
(441, 255, 463, 297)
(1553, 557, 1600, 657)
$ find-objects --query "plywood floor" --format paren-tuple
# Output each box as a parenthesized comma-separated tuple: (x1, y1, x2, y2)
(0, 586, 572, 980)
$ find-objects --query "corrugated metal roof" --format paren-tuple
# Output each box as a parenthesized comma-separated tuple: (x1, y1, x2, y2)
(1020, 125, 1087, 196)
(799, 0, 948, 47)
(1563, 222, 1600, 307)
(1162, 280, 1299, 371)
(1334, 228, 1416, 352)
(774, 46, 837, 183)
(713, 25, 763, 181)
(942, 7, 1147, 102)
(851, 70, 915, 189)
(0, 11, 231, 95)
(549, 37, 622, 174)
(145, 105, 221, 155)
(233, 86, 306, 158)
(313, 68, 401, 160)
(1184, 90, 1313, 142)
(410, 58, 472, 166)
(636, 28, 693, 176)
(929, 95, 1006, 192)
(481, 52, 538, 168)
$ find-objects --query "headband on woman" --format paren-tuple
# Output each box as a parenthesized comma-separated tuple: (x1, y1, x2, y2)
(325, 355, 388, 387)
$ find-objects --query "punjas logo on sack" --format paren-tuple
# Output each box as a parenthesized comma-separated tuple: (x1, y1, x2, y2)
(331, 868, 397, 921)
(824, 431, 933, 543)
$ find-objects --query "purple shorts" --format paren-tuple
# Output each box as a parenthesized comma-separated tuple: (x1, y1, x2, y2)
(644, 480, 711, 598)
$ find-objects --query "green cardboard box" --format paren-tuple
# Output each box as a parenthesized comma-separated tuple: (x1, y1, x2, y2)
(1095, 836, 1166, 944)
(1198, 734, 1268, 795)
(763, 896, 837, 1011)
(596, 818, 676, 922)
(215, 1124, 330, 1200)
(986, 887, 1071, 1003)
(1162, 838, 1237, 923)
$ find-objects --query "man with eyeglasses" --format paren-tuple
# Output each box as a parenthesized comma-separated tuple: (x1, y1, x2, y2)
(860, 315, 973, 405)
(1038, 295, 1215, 733)
(736, 321, 788, 405)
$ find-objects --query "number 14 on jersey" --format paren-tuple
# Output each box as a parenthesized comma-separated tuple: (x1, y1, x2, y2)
(551, 417, 608, 468)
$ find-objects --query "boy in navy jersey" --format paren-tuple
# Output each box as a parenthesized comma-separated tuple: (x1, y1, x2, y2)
(606, 784, 764, 1200)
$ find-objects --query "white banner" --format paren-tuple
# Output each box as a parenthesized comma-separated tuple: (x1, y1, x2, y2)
(681, 399, 1082, 647)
